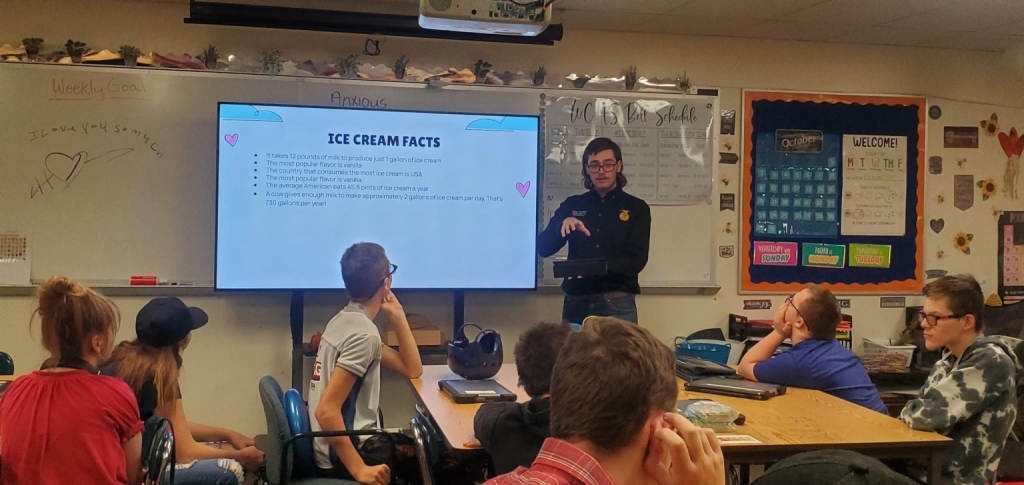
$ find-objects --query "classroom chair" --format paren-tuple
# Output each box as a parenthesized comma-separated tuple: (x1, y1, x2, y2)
(257, 376, 396, 485)
(141, 416, 175, 485)
(0, 352, 13, 375)
(410, 405, 444, 485)
(686, 328, 727, 341)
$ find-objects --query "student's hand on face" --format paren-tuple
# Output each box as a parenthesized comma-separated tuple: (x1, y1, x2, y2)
(644, 413, 725, 485)
(561, 217, 591, 237)
(772, 301, 788, 328)
(772, 318, 793, 339)
(379, 290, 404, 319)
(227, 431, 256, 450)
(236, 445, 265, 471)
(353, 463, 391, 485)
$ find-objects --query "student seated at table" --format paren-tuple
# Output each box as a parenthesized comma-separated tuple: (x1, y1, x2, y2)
(0, 276, 143, 485)
(102, 297, 264, 485)
(310, 242, 424, 485)
(899, 275, 1023, 485)
(737, 284, 887, 414)
(485, 317, 725, 485)
(474, 322, 571, 475)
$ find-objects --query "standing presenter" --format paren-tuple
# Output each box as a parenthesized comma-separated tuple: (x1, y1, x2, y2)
(538, 137, 651, 324)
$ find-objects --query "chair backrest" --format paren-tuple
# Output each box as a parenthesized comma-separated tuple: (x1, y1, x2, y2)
(415, 407, 443, 467)
(410, 416, 434, 485)
(686, 328, 726, 342)
(259, 376, 291, 485)
(283, 388, 316, 477)
(141, 416, 175, 485)
(0, 352, 13, 375)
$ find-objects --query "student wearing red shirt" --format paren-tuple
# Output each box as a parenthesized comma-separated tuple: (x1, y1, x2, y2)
(0, 276, 144, 485)
(484, 317, 725, 485)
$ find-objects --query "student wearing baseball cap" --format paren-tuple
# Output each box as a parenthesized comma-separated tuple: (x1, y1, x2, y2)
(102, 297, 264, 485)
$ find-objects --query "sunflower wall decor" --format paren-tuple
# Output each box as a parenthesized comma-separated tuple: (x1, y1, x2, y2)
(982, 113, 999, 137)
(953, 232, 974, 254)
(977, 178, 998, 200)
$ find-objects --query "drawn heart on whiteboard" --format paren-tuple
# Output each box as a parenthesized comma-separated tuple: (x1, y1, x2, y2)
(930, 219, 945, 233)
(516, 181, 531, 198)
(44, 152, 84, 185)
(224, 134, 239, 146)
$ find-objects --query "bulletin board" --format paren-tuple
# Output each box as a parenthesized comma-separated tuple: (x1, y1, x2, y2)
(741, 91, 926, 293)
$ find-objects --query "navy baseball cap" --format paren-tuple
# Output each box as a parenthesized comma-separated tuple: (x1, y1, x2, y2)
(136, 297, 209, 348)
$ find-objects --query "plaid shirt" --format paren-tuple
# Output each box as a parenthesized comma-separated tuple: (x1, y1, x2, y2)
(484, 438, 617, 485)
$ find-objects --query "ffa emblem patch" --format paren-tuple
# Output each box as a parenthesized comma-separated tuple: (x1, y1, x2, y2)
(619, 210, 630, 221)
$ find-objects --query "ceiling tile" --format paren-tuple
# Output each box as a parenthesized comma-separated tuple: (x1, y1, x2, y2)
(668, 0, 829, 20)
(787, 0, 961, 26)
(917, 32, 1024, 51)
(638, 15, 765, 36)
(737, 20, 856, 42)
(883, 0, 1024, 32)
(555, 0, 692, 15)
(557, 9, 653, 32)
(828, 26, 958, 46)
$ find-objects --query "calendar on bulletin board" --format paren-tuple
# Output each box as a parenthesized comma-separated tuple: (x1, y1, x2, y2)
(741, 91, 926, 293)
(999, 212, 1024, 302)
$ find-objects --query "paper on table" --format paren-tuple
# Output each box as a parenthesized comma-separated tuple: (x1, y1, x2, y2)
(717, 434, 761, 444)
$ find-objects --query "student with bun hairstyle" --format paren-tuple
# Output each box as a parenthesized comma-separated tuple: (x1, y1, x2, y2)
(0, 276, 144, 485)
(102, 297, 263, 485)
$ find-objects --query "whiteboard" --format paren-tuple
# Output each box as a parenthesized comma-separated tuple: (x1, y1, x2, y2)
(539, 91, 720, 287)
(0, 63, 716, 288)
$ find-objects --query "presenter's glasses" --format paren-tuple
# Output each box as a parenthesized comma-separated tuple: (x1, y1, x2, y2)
(586, 161, 619, 173)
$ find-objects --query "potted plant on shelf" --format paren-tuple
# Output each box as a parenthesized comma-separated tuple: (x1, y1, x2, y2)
(339, 54, 359, 78)
(624, 66, 638, 90)
(200, 44, 220, 70)
(64, 40, 87, 63)
(259, 50, 284, 74)
(531, 66, 547, 86)
(22, 38, 43, 61)
(473, 59, 492, 83)
(678, 72, 691, 92)
(119, 45, 141, 67)
(393, 55, 408, 80)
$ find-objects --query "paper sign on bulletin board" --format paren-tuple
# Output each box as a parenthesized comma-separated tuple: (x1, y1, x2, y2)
(999, 211, 1024, 302)
(741, 91, 925, 293)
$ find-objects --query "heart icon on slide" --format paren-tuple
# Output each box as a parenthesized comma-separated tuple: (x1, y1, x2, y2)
(224, 134, 239, 146)
(516, 181, 531, 198)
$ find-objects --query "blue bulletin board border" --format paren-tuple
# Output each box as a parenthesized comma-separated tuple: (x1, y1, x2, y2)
(741, 91, 925, 293)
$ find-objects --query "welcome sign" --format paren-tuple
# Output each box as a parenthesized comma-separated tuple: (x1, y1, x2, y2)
(753, 241, 798, 266)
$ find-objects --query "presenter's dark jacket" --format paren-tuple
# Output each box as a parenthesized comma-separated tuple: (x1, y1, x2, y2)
(538, 186, 651, 296)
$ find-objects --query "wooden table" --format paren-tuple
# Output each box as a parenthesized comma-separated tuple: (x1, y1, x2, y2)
(410, 365, 950, 482)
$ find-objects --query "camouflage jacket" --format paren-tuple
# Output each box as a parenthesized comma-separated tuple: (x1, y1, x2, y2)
(899, 335, 1022, 485)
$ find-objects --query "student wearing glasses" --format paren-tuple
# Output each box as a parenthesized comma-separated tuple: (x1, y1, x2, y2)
(899, 274, 1022, 485)
(538, 137, 651, 324)
(737, 284, 887, 414)
(309, 242, 423, 485)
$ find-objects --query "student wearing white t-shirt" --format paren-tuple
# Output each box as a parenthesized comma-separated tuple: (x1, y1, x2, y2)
(309, 242, 422, 485)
